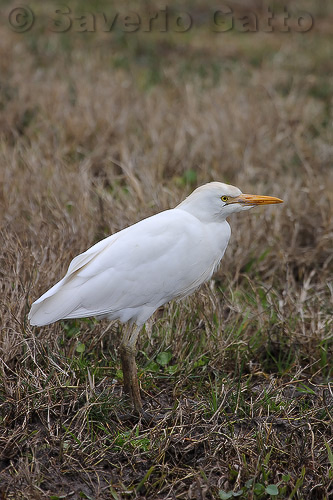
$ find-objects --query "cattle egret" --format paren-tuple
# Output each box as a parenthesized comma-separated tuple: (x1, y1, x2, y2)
(29, 182, 283, 412)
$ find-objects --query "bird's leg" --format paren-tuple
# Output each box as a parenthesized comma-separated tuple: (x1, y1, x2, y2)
(119, 325, 142, 412)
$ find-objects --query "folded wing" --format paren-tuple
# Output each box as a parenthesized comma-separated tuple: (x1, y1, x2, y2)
(29, 209, 225, 327)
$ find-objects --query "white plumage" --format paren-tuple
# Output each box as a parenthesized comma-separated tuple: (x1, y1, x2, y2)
(29, 182, 282, 412)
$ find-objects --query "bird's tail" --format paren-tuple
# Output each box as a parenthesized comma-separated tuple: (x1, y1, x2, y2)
(28, 278, 79, 326)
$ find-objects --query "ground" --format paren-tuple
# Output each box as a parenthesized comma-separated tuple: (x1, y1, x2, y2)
(0, 0, 332, 498)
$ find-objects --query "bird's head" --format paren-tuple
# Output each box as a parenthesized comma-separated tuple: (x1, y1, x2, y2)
(177, 182, 283, 222)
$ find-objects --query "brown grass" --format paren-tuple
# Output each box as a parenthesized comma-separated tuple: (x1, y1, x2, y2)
(0, 0, 332, 498)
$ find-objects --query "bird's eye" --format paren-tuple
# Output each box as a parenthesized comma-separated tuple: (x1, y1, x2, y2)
(221, 196, 229, 202)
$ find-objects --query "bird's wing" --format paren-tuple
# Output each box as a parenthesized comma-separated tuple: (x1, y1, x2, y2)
(29, 209, 227, 326)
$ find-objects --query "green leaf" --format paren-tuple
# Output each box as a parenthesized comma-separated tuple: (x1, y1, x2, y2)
(76, 342, 85, 353)
(296, 383, 316, 395)
(282, 474, 291, 482)
(258, 248, 271, 262)
(79, 492, 94, 499)
(289, 467, 305, 498)
(109, 485, 120, 500)
(253, 483, 265, 495)
(166, 364, 178, 374)
(218, 491, 233, 499)
(146, 361, 159, 372)
(156, 351, 172, 366)
(243, 257, 256, 273)
(325, 440, 333, 467)
(245, 478, 254, 489)
(266, 484, 279, 496)
(193, 356, 209, 368)
(233, 490, 244, 497)
(136, 465, 155, 492)
(182, 169, 197, 185)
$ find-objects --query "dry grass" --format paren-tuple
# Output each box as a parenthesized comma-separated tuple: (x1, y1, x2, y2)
(0, 0, 333, 498)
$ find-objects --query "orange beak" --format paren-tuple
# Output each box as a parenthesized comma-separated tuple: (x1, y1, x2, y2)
(231, 194, 283, 205)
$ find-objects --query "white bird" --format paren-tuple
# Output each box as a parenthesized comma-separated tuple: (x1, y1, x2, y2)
(29, 182, 283, 412)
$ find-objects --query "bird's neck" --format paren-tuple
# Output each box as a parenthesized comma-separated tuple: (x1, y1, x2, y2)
(176, 200, 226, 223)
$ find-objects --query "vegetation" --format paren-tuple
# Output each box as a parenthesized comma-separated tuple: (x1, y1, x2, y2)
(0, 0, 332, 498)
